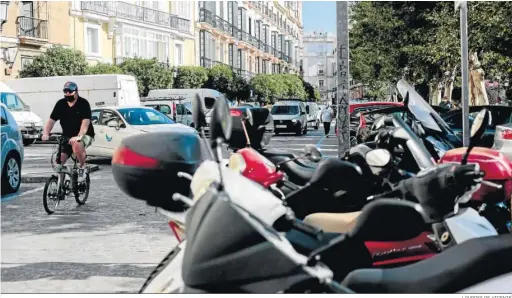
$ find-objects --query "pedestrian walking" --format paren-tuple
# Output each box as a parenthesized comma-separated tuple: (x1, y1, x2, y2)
(321, 105, 334, 138)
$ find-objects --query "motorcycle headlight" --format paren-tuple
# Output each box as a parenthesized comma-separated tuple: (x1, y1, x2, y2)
(228, 153, 247, 174)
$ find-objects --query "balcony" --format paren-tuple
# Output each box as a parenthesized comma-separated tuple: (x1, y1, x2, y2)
(81, 1, 190, 33)
(16, 16, 48, 45)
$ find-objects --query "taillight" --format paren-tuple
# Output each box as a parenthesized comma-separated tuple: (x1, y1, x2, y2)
(359, 113, 367, 128)
(501, 130, 512, 140)
(112, 145, 159, 168)
(230, 109, 243, 117)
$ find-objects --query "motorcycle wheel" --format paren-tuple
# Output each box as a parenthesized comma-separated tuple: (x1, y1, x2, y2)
(139, 242, 185, 293)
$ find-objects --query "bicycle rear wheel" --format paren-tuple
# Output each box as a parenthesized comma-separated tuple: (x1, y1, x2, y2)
(74, 172, 90, 205)
(43, 176, 60, 214)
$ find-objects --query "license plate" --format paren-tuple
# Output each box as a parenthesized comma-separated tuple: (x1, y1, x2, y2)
(276, 125, 287, 128)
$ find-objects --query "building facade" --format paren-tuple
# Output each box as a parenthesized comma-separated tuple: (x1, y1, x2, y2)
(196, 1, 303, 81)
(302, 31, 336, 103)
(1, 1, 71, 81)
(70, 0, 196, 67)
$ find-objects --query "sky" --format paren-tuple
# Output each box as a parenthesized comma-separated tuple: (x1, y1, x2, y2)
(302, 1, 337, 34)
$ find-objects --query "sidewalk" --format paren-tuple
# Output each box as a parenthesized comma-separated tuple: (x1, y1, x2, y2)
(21, 144, 100, 183)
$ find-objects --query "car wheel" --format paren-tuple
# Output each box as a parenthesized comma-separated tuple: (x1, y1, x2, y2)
(303, 123, 308, 135)
(295, 124, 302, 136)
(2, 153, 21, 194)
(23, 139, 36, 146)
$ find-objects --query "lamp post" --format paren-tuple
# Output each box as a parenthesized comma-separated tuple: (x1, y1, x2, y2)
(0, 1, 10, 33)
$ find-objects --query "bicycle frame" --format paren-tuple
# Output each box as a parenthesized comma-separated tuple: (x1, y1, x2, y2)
(53, 135, 79, 198)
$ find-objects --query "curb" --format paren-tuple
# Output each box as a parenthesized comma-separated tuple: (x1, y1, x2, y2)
(21, 165, 100, 184)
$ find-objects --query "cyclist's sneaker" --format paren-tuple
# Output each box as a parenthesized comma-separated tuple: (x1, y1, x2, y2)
(77, 167, 87, 183)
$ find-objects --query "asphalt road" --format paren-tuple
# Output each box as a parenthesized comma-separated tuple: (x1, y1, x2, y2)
(1, 124, 337, 293)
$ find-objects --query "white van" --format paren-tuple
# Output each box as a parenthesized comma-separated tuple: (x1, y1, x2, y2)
(0, 82, 43, 146)
(4, 75, 140, 134)
(305, 102, 320, 130)
(142, 88, 225, 128)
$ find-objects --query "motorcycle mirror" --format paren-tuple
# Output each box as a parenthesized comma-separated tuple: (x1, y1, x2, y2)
(462, 108, 490, 165)
(210, 98, 233, 144)
(365, 149, 392, 168)
(192, 93, 206, 132)
(304, 144, 322, 163)
(244, 108, 254, 126)
(470, 108, 490, 143)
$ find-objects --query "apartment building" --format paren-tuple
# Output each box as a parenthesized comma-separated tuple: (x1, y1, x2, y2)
(0, 1, 71, 80)
(302, 31, 336, 103)
(70, 1, 196, 67)
(196, 0, 303, 81)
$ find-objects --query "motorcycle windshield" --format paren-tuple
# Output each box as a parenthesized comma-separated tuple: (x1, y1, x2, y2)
(397, 79, 442, 132)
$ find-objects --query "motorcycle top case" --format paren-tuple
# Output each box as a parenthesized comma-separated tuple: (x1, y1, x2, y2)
(229, 107, 273, 150)
(112, 127, 206, 212)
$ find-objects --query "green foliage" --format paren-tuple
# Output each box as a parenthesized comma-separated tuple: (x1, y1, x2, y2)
(231, 73, 251, 101)
(86, 63, 123, 75)
(250, 74, 285, 103)
(302, 79, 320, 101)
(174, 66, 208, 89)
(349, 1, 512, 98)
(204, 64, 233, 94)
(19, 46, 88, 78)
(118, 57, 174, 97)
(279, 74, 307, 100)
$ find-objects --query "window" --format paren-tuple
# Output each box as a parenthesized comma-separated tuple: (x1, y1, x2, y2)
(20, 56, 33, 70)
(86, 25, 100, 55)
(248, 17, 252, 35)
(91, 110, 101, 124)
(1, 107, 7, 125)
(237, 49, 242, 69)
(318, 70, 324, 75)
(99, 110, 121, 126)
(219, 43, 224, 63)
(228, 44, 234, 66)
(1, 93, 25, 111)
(219, 1, 224, 19)
(120, 26, 170, 62)
(173, 1, 191, 19)
(175, 43, 183, 66)
(118, 108, 174, 125)
(319, 80, 324, 87)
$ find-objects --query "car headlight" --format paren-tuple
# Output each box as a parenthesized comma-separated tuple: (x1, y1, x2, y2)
(36, 120, 43, 127)
(228, 153, 247, 174)
(16, 121, 24, 127)
(291, 119, 298, 123)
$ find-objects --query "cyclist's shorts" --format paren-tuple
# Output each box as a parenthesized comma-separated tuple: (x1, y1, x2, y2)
(61, 135, 94, 156)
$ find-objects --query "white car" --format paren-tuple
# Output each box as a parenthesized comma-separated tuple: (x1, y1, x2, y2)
(88, 106, 197, 158)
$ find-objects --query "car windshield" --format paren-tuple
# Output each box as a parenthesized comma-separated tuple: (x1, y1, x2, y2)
(271, 105, 299, 115)
(1, 93, 26, 111)
(118, 108, 175, 125)
(396, 79, 443, 132)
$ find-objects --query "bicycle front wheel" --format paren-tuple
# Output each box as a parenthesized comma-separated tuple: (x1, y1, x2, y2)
(43, 176, 60, 214)
(75, 173, 90, 205)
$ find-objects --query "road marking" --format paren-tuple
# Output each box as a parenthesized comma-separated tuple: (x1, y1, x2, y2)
(1, 186, 45, 202)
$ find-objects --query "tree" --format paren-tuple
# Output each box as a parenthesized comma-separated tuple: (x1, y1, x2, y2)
(119, 58, 174, 97)
(174, 66, 208, 89)
(204, 64, 233, 94)
(231, 73, 251, 102)
(19, 46, 88, 78)
(301, 79, 320, 101)
(87, 63, 124, 75)
(250, 74, 286, 103)
(279, 74, 307, 100)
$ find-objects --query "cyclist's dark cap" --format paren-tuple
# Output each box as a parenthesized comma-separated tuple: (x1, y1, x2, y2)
(63, 82, 78, 93)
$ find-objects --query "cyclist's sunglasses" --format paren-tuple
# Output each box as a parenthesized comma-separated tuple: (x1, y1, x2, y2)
(63, 88, 77, 94)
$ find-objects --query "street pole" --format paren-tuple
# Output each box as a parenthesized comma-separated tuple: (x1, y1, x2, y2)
(457, 1, 470, 147)
(336, 1, 350, 158)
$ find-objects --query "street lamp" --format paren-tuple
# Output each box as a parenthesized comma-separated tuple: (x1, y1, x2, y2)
(0, 1, 10, 33)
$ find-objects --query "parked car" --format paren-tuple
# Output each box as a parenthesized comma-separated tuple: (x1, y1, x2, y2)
(442, 105, 512, 147)
(0, 82, 43, 146)
(1, 103, 24, 194)
(87, 106, 197, 158)
(270, 100, 308, 136)
(493, 123, 512, 161)
(305, 102, 320, 130)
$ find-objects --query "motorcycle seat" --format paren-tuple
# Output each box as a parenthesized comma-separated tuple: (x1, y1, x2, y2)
(342, 233, 512, 293)
(262, 149, 317, 185)
(303, 212, 361, 234)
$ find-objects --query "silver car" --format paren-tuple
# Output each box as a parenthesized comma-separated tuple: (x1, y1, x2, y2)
(493, 123, 512, 161)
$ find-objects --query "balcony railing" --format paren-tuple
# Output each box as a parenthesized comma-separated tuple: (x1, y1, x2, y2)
(81, 1, 190, 33)
(16, 16, 48, 40)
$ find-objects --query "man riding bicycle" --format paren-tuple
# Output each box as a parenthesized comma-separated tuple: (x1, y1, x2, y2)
(41, 82, 95, 182)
